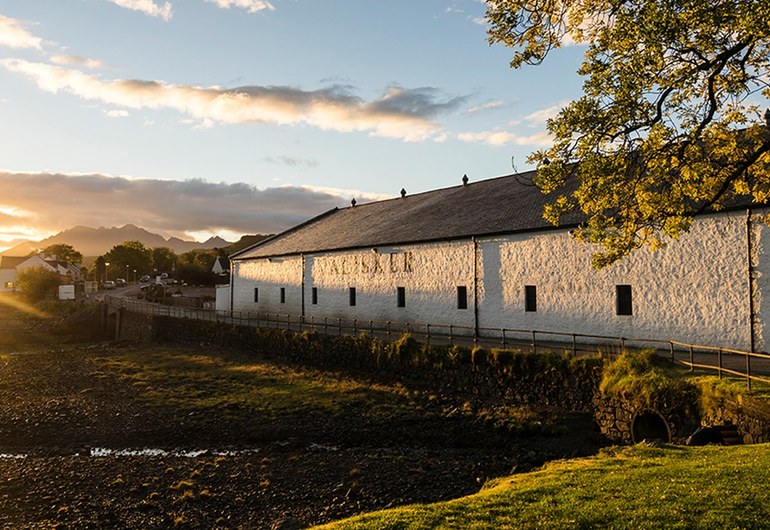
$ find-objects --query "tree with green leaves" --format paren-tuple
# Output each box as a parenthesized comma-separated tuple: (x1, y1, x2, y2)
(15, 266, 63, 302)
(151, 247, 177, 274)
(103, 241, 153, 279)
(42, 244, 83, 265)
(486, 0, 770, 266)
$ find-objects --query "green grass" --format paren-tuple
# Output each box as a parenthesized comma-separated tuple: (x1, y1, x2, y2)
(97, 347, 426, 421)
(314, 443, 770, 529)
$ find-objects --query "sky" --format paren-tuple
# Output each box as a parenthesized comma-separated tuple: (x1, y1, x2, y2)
(0, 0, 586, 251)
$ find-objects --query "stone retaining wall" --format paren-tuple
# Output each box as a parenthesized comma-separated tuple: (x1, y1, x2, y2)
(112, 306, 770, 445)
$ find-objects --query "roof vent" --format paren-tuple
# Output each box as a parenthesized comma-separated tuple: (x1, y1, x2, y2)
(351, 198, 357, 207)
(462, 174, 469, 186)
(400, 188, 407, 198)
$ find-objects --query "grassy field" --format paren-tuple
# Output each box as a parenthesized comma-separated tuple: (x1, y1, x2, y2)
(316, 443, 770, 529)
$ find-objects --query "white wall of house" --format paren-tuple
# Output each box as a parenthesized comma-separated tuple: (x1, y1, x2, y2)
(0, 269, 15, 292)
(480, 211, 757, 350)
(233, 256, 304, 316)
(303, 241, 477, 328)
(231, 210, 766, 351)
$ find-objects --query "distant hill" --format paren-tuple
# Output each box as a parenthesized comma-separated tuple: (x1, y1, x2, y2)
(223, 234, 273, 255)
(1, 224, 232, 257)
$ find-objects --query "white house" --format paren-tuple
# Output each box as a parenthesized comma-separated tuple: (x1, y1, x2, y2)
(0, 254, 83, 292)
(229, 171, 770, 352)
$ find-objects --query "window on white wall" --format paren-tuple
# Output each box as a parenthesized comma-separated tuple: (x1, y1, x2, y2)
(525, 285, 537, 312)
(311, 287, 318, 305)
(253, 287, 259, 303)
(616, 285, 633, 315)
(349, 287, 357, 306)
(457, 286, 468, 310)
(397, 286, 406, 308)
(280, 287, 286, 304)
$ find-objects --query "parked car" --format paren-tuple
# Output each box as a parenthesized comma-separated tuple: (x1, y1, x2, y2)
(102, 280, 116, 290)
(115, 278, 127, 287)
(139, 275, 151, 283)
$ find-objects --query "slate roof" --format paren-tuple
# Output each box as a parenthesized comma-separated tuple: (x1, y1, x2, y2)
(233, 171, 586, 260)
(0, 256, 29, 269)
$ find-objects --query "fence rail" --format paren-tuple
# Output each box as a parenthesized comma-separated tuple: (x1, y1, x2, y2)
(106, 296, 770, 388)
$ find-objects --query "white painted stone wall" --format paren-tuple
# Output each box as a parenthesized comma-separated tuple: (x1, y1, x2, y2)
(232, 256, 303, 316)
(481, 211, 754, 350)
(303, 242, 476, 329)
(231, 210, 765, 351)
(750, 209, 770, 351)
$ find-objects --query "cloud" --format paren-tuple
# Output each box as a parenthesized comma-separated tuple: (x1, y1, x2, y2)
(520, 103, 564, 127)
(466, 100, 504, 114)
(456, 129, 552, 147)
(0, 15, 43, 50)
(1, 59, 463, 141)
(0, 171, 377, 242)
(261, 156, 319, 169)
(105, 109, 130, 118)
(205, 0, 275, 13)
(50, 54, 106, 70)
(106, 0, 173, 21)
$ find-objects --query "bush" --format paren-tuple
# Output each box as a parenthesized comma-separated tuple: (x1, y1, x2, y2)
(600, 349, 698, 408)
(15, 266, 64, 302)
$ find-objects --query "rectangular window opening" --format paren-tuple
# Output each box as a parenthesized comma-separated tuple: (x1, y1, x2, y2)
(397, 286, 406, 308)
(616, 285, 633, 315)
(525, 285, 537, 312)
(253, 287, 259, 303)
(311, 287, 318, 305)
(457, 286, 468, 310)
(280, 287, 286, 304)
(349, 287, 356, 306)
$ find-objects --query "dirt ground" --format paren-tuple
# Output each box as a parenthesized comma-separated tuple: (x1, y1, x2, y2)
(0, 303, 605, 529)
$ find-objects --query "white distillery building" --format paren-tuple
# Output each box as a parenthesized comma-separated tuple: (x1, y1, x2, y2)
(229, 172, 770, 352)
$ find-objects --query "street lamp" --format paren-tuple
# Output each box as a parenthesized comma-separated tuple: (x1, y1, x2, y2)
(126, 264, 130, 282)
(105, 262, 110, 282)
(133, 269, 137, 284)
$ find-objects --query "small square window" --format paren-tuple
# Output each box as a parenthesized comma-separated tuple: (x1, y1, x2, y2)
(280, 287, 286, 304)
(457, 286, 468, 310)
(616, 285, 632, 315)
(253, 287, 259, 303)
(349, 287, 356, 306)
(397, 286, 406, 308)
(525, 285, 537, 312)
(311, 287, 318, 305)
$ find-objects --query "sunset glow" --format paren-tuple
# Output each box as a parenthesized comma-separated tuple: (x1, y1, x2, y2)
(0, 1, 584, 251)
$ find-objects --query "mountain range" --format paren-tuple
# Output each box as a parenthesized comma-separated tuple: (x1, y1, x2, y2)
(1, 224, 232, 257)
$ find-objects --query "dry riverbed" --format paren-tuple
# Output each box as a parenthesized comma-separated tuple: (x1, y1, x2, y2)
(0, 302, 604, 529)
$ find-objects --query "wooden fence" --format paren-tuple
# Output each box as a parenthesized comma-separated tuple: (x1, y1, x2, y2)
(106, 296, 770, 388)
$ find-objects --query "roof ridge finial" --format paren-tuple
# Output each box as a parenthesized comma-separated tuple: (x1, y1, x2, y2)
(400, 188, 407, 198)
(351, 198, 357, 207)
(462, 174, 469, 186)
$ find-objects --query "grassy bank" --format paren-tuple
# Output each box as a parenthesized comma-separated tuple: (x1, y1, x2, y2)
(316, 443, 770, 530)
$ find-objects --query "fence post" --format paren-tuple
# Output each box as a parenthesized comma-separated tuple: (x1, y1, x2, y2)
(572, 334, 577, 356)
(620, 337, 625, 351)
(427, 324, 431, 345)
(718, 348, 723, 380)
(689, 345, 694, 372)
(669, 342, 674, 364)
(354, 319, 358, 335)
(338, 318, 342, 336)
(449, 325, 453, 346)
(532, 330, 537, 355)
(324, 317, 328, 335)
(502, 329, 506, 349)
(747, 351, 752, 390)
(387, 321, 391, 341)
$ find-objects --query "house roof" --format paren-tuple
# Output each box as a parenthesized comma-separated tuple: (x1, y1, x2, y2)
(0, 256, 28, 269)
(233, 171, 587, 260)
